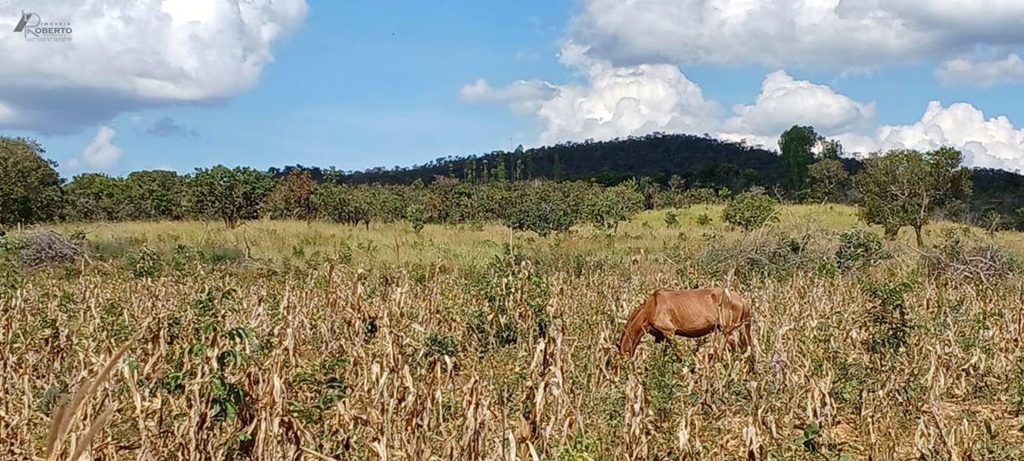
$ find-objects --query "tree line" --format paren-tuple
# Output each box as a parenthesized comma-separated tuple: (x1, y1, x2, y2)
(1, 125, 1014, 246)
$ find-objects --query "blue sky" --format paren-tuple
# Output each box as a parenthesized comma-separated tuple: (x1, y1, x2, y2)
(3, 0, 1024, 178)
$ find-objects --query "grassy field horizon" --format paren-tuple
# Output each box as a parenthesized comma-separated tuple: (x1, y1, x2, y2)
(23, 203, 1024, 266)
(4, 204, 1024, 460)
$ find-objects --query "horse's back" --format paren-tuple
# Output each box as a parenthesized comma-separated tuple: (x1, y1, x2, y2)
(646, 289, 720, 335)
(653, 288, 723, 305)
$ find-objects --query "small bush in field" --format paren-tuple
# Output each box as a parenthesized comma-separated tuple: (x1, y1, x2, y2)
(664, 211, 679, 228)
(722, 191, 779, 231)
(406, 203, 426, 234)
(171, 243, 201, 275)
(0, 236, 22, 293)
(424, 332, 459, 361)
(861, 278, 915, 356)
(835, 228, 888, 271)
(126, 245, 162, 278)
(643, 343, 690, 422)
(696, 213, 712, 226)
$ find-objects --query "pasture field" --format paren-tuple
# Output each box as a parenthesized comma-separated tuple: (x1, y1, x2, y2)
(3, 204, 1024, 460)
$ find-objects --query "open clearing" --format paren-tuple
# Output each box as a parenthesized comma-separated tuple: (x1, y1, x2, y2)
(3, 205, 1024, 460)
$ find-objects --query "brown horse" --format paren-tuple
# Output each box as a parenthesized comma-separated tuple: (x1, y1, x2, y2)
(616, 287, 752, 357)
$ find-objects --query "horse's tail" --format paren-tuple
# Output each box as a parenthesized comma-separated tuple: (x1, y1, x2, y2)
(618, 292, 656, 356)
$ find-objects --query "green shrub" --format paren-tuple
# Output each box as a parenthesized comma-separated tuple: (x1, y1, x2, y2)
(664, 211, 679, 228)
(835, 229, 888, 271)
(681, 187, 719, 205)
(0, 235, 23, 293)
(126, 245, 162, 278)
(406, 203, 426, 234)
(424, 332, 459, 361)
(722, 191, 779, 231)
(643, 344, 689, 421)
(860, 278, 915, 355)
(506, 182, 579, 237)
(583, 180, 644, 231)
(171, 244, 200, 275)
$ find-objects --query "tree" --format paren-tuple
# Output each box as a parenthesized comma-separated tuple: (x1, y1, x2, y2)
(0, 137, 64, 226)
(355, 183, 403, 228)
(264, 169, 317, 222)
(506, 181, 579, 237)
(818, 138, 843, 160)
(583, 180, 644, 231)
(186, 165, 275, 228)
(63, 173, 127, 222)
(313, 183, 366, 226)
(667, 174, 686, 208)
(808, 158, 850, 203)
(778, 125, 818, 196)
(854, 147, 972, 247)
(668, 174, 685, 193)
(123, 170, 184, 220)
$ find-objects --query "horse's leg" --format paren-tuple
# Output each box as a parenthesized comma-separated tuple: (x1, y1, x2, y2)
(741, 320, 755, 373)
(651, 330, 673, 358)
(721, 320, 747, 353)
(653, 328, 686, 361)
(725, 320, 753, 353)
(668, 335, 687, 363)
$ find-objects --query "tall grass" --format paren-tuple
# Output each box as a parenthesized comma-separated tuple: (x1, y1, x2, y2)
(3, 205, 1024, 460)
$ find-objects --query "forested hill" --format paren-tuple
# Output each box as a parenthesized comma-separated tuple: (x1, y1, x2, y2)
(271, 133, 793, 190)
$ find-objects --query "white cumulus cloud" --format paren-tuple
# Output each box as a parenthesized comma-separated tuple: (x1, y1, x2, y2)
(464, 47, 720, 146)
(936, 54, 1024, 88)
(0, 0, 309, 134)
(459, 79, 557, 103)
(459, 79, 558, 114)
(566, 0, 1024, 72)
(534, 61, 721, 145)
(720, 70, 877, 143)
(873, 101, 1024, 172)
(70, 126, 124, 172)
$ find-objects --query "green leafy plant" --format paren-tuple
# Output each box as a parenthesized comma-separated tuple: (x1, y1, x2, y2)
(664, 210, 679, 228)
(126, 245, 162, 278)
(722, 190, 779, 231)
(794, 421, 821, 453)
(835, 228, 888, 271)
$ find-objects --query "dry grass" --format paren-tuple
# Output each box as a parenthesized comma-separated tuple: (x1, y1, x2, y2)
(3, 206, 1024, 460)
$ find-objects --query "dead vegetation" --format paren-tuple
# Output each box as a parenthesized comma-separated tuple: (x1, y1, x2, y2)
(2, 215, 1024, 460)
(2, 229, 86, 269)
